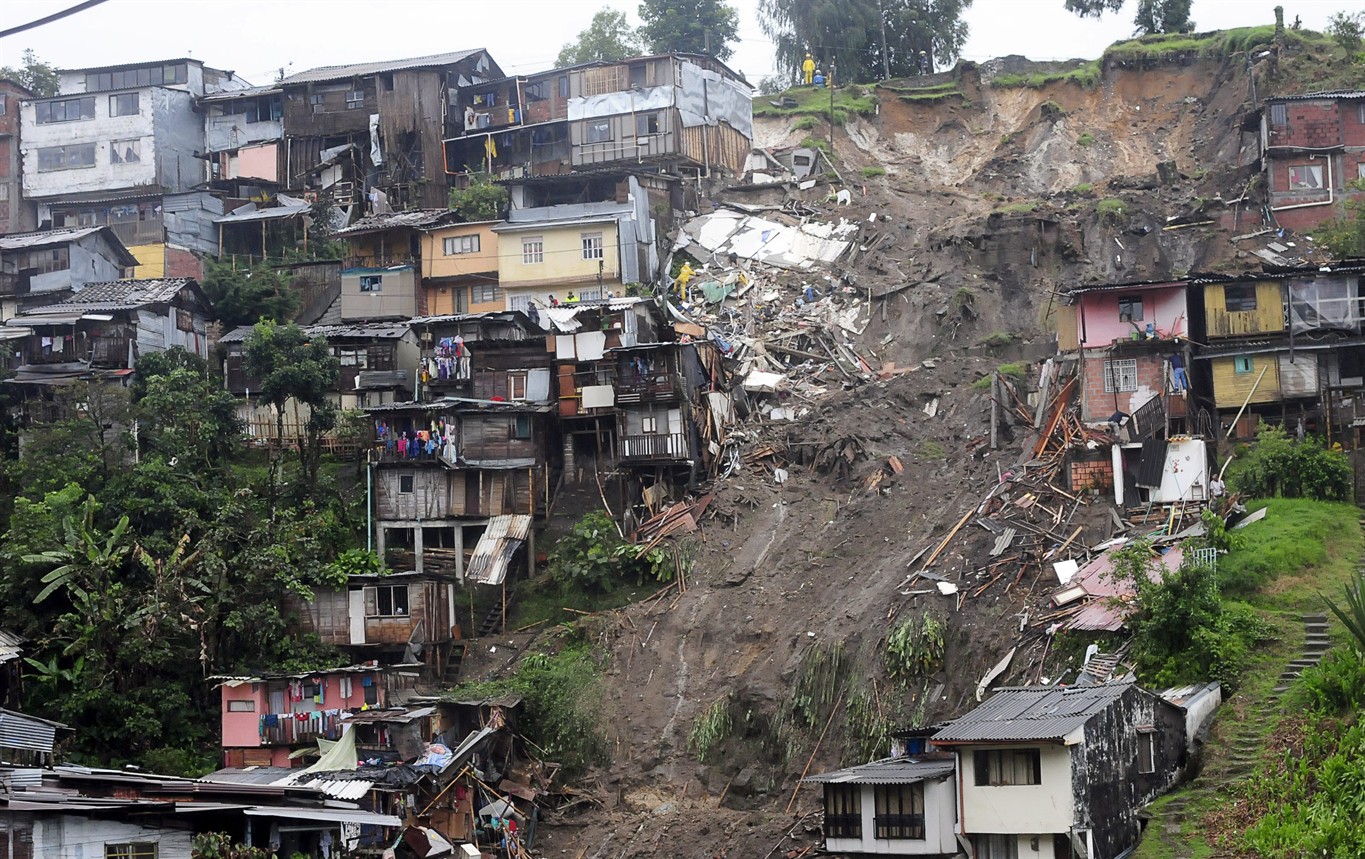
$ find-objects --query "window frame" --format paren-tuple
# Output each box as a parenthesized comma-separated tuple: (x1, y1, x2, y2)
(0, 94, 7, 114)
(586, 120, 612, 144)
(521, 236, 544, 265)
(398, 474, 415, 494)
(473, 282, 502, 304)
(1223, 283, 1258, 313)
(346, 90, 365, 110)
(823, 783, 862, 839)
(36, 143, 97, 172)
(1117, 295, 1144, 323)
(512, 414, 533, 440)
(1137, 728, 1157, 774)
(640, 415, 659, 434)
(635, 112, 660, 136)
(1233, 356, 1255, 375)
(444, 234, 481, 255)
(1103, 358, 1139, 394)
(581, 231, 604, 261)
(872, 782, 925, 840)
(105, 844, 158, 859)
(507, 370, 529, 401)
(973, 748, 1043, 786)
(35, 96, 95, 124)
(359, 274, 382, 293)
(109, 92, 140, 117)
(363, 583, 410, 618)
(227, 699, 255, 712)
(110, 138, 142, 164)
(1288, 164, 1324, 190)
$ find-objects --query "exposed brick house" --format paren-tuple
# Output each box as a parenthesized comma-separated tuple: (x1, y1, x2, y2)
(0, 78, 36, 233)
(1262, 90, 1365, 232)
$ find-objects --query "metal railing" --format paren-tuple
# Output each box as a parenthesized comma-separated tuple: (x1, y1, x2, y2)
(620, 432, 688, 461)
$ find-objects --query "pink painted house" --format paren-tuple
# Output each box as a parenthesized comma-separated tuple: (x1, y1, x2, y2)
(217, 665, 406, 767)
(1065, 280, 1194, 427)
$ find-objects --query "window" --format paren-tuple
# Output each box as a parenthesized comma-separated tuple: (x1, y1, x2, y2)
(629, 62, 648, 88)
(36, 144, 97, 172)
(558, 75, 570, 98)
(636, 112, 660, 136)
(473, 282, 502, 304)
(18, 246, 69, 274)
(521, 236, 544, 264)
(0, 184, 7, 202)
(873, 783, 925, 840)
(444, 234, 481, 255)
(1358, 103, 1365, 125)
(399, 475, 415, 493)
(513, 414, 533, 439)
(87, 64, 186, 92)
(346, 90, 365, 109)
(109, 92, 140, 116)
(581, 231, 604, 260)
(587, 120, 612, 143)
(507, 370, 528, 401)
(359, 275, 382, 292)
(1118, 295, 1144, 322)
(35, 96, 95, 124)
(973, 748, 1042, 786)
(1233, 356, 1255, 375)
(364, 584, 409, 617)
(1224, 283, 1258, 312)
(1288, 164, 1323, 190)
(1103, 358, 1139, 393)
(110, 139, 141, 164)
(105, 845, 157, 859)
(309, 93, 325, 113)
(979, 834, 1018, 859)
(1268, 102, 1288, 128)
(1357, 161, 1365, 181)
(640, 415, 659, 434)
(1138, 730, 1157, 774)
(823, 784, 861, 839)
(227, 699, 255, 712)
(0, 94, 7, 114)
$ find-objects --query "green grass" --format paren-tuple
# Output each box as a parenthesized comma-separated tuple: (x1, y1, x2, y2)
(981, 331, 1016, 347)
(800, 136, 831, 154)
(877, 81, 962, 96)
(1072, 182, 1094, 195)
(917, 440, 946, 460)
(1218, 499, 1362, 607)
(509, 574, 652, 630)
(994, 201, 1038, 215)
(1098, 197, 1126, 219)
(859, 166, 886, 178)
(897, 90, 967, 104)
(990, 62, 1101, 89)
(1102, 26, 1333, 62)
(1077, 132, 1095, 147)
(791, 114, 820, 131)
(752, 85, 878, 126)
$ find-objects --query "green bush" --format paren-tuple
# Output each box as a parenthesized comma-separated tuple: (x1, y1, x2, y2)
(1072, 183, 1094, 195)
(688, 696, 734, 762)
(547, 510, 670, 592)
(885, 612, 945, 678)
(1295, 651, 1365, 714)
(1242, 719, 1365, 856)
(1077, 132, 1095, 147)
(792, 115, 819, 131)
(1227, 425, 1353, 501)
(860, 166, 887, 178)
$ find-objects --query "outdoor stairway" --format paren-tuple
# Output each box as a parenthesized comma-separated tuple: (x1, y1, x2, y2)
(1142, 608, 1338, 857)
(441, 640, 467, 687)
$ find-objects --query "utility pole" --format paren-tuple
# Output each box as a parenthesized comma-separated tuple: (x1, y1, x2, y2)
(879, 0, 891, 80)
(828, 57, 836, 153)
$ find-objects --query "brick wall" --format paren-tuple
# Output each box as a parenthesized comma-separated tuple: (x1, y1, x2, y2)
(165, 245, 203, 279)
(1269, 101, 1342, 149)
(1081, 351, 1165, 422)
(1069, 452, 1115, 493)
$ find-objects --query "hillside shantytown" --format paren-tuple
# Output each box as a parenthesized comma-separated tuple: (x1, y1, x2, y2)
(2, 2, 1365, 858)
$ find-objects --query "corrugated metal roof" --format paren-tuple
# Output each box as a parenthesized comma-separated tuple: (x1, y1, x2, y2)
(202, 766, 295, 785)
(202, 84, 283, 101)
(217, 321, 409, 345)
(803, 757, 954, 785)
(932, 681, 1135, 744)
(0, 709, 66, 753)
(215, 204, 310, 224)
(298, 777, 375, 800)
(339, 706, 435, 725)
(333, 209, 462, 237)
(282, 49, 485, 86)
(0, 629, 22, 664)
(466, 515, 532, 585)
(1266, 90, 1365, 103)
(0, 226, 139, 266)
(242, 806, 399, 826)
(20, 278, 196, 315)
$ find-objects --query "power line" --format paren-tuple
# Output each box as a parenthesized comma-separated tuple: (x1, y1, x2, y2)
(0, 0, 113, 40)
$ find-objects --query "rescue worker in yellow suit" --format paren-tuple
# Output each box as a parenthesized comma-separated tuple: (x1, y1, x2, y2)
(802, 53, 816, 86)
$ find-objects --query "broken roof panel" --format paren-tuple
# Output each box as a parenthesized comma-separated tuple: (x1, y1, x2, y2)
(0, 630, 22, 665)
(932, 681, 1135, 744)
(466, 515, 532, 585)
(333, 209, 462, 237)
(282, 49, 488, 86)
(676, 209, 858, 270)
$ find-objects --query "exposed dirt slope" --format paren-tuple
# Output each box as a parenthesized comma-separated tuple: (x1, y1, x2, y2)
(525, 47, 1335, 859)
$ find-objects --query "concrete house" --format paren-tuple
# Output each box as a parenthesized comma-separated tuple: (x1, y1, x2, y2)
(1261, 90, 1365, 232)
(278, 50, 502, 211)
(804, 756, 960, 857)
(333, 209, 466, 321)
(19, 58, 249, 279)
(420, 219, 503, 315)
(0, 77, 37, 234)
(0, 226, 138, 322)
(930, 680, 1187, 859)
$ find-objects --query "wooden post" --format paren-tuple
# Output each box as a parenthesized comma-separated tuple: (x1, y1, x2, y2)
(1225, 366, 1269, 441)
(990, 371, 999, 450)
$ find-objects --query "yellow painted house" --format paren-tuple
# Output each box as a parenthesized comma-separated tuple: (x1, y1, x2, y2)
(493, 217, 621, 313)
(420, 220, 502, 315)
(1203, 280, 1283, 339)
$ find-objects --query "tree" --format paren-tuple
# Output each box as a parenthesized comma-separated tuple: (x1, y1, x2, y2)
(639, 0, 740, 60)
(448, 174, 509, 222)
(0, 49, 59, 97)
(132, 349, 241, 470)
(760, 0, 971, 85)
(241, 321, 340, 495)
(200, 259, 299, 329)
(1064, 0, 1193, 35)
(558, 7, 645, 66)
(1327, 11, 1364, 53)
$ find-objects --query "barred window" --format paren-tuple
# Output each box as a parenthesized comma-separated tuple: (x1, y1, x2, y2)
(873, 783, 925, 840)
(105, 844, 157, 859)
(823, 784, 861, 839)
(1104, 358, 1139, 393)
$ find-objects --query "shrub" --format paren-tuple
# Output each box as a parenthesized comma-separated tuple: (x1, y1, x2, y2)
(792, 114, 819, 131)
(800, 136, 831, 154)
(885, 612, 946, 678)
(860, 166, 887, 178)
(1098, 198, 1127, 224)
(547, 510, 671, 592)
(1295, 650, 1365, 714)
(1072, 182, 1094, 195)
(981, 331, 1016, 347)
(1227, 425, 1353, 501)
(1327, 11, 1363, 53)
(688, 696, 734, 762)
(1077, 132, 1095, 147)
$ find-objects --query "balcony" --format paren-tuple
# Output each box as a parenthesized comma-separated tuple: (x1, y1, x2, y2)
(615, 372, 685, 404)
(258, 709, 346, 746)
(620, 432, 689, 462)
(343, 255, 416, 270)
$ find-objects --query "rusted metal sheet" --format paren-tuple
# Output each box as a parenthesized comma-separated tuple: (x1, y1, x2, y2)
(466, 515, 532, 585)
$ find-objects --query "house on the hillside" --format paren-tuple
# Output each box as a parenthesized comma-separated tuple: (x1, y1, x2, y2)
(444, 53, 752, 181)
(0, 226, 138, 322)
(1192, 264, 1365, 439)
(419, 219, 503, 314)
(407, 310, 547, 401)
(0, 77, 37, 233)
(930, 680, 1187, 859)
(333, 209, 466, 320)
(201, 84, 285, 199)
(20, 57, 250, 279)
(1261, 90, 1365, 232)
(803, 756, 960, 857)
(278, 50, 502, 211)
